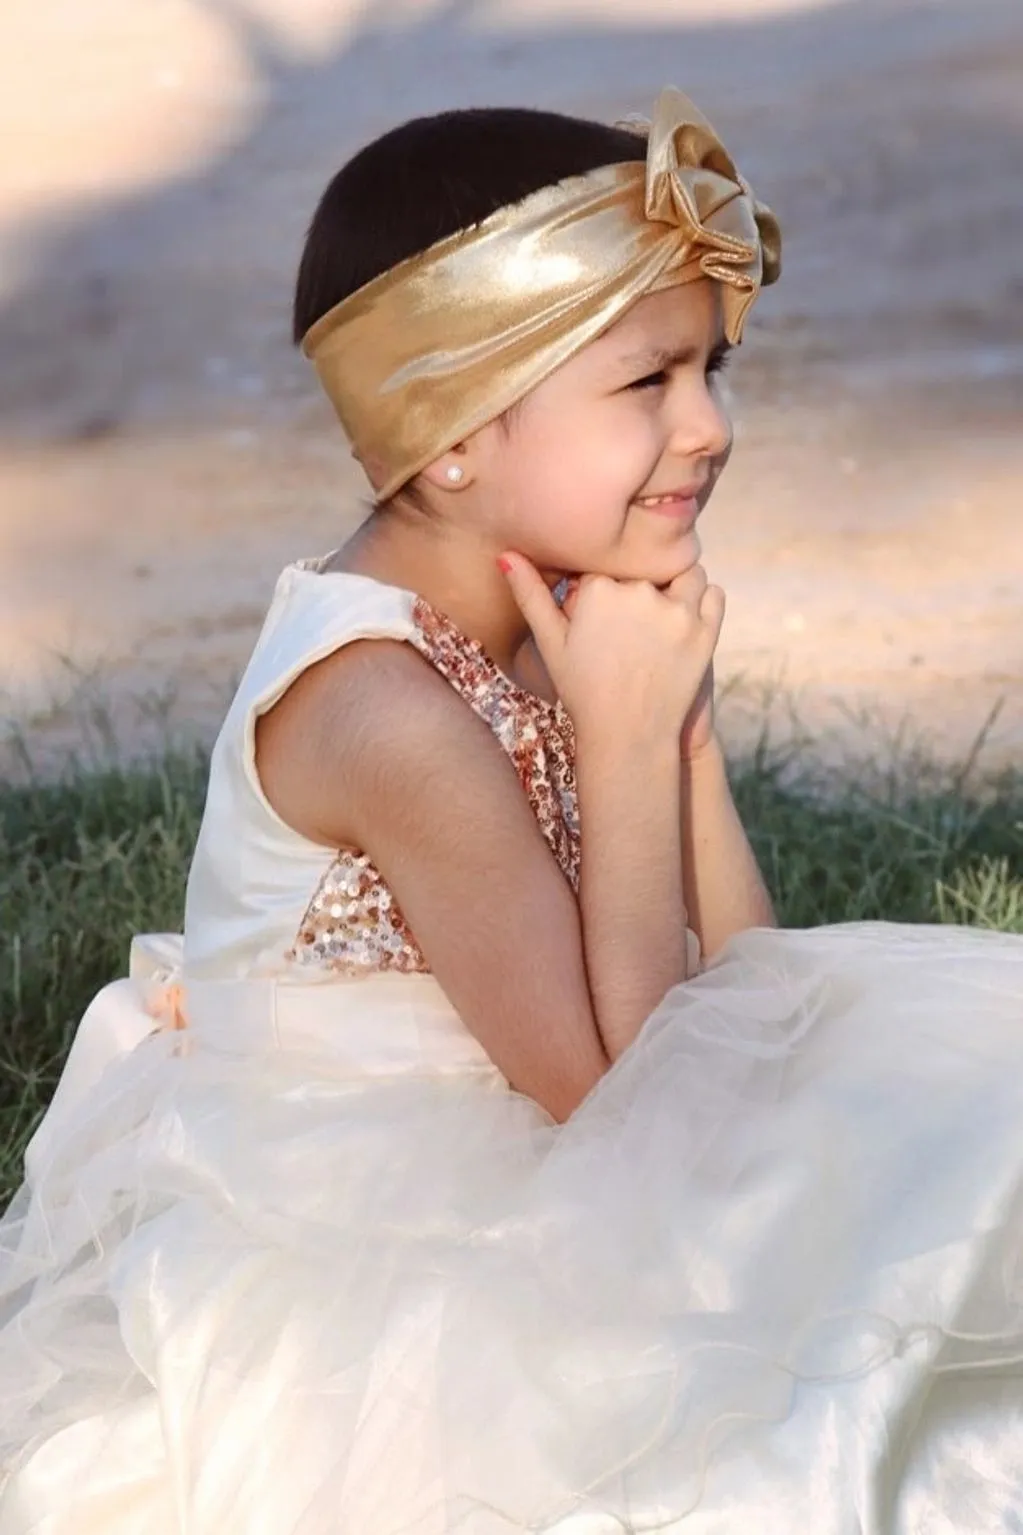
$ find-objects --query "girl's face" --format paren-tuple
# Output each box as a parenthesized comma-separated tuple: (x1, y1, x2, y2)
(468, 280, 734, 586)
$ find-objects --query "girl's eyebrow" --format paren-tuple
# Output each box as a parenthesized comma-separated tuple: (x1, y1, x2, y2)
(617, 337, 732, 372)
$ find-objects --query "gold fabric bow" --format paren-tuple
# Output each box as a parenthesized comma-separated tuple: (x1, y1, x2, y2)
(303, 88, 781, 501)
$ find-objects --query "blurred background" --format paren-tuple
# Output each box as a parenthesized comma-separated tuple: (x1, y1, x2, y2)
(1, 0, 1021, 770)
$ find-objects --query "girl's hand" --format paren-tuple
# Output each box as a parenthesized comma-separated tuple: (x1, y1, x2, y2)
(500, 554, 725, 748)
(549, 570, 720, 760)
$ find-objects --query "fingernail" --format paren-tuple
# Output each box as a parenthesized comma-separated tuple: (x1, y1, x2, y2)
(496, 555, 513, 573)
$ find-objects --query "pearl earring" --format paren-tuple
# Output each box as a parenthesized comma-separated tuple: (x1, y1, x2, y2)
(445, 465, 465, 484)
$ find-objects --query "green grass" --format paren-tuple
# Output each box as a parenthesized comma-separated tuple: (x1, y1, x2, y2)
(0, 750, 208, 1201)
(1, 741, 1021, 1205)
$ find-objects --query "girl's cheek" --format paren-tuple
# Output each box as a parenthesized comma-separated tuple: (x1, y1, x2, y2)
(608, 401, 662, 464)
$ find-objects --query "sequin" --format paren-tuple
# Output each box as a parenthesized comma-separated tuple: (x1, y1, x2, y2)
(287, 598, 578, 976)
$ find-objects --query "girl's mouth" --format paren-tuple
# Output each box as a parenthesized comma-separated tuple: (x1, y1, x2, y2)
(632, 490, 701, 521)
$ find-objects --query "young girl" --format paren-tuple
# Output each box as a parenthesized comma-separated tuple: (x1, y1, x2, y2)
(2, 89, 1022, 1534)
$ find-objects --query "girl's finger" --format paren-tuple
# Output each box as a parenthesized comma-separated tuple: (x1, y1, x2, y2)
(666, 565, 708, 605)
(499, 554, 569, 662)
(698, 583, 727, 639)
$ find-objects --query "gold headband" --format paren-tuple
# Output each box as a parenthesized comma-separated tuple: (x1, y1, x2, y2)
(303, 88, 781, 500)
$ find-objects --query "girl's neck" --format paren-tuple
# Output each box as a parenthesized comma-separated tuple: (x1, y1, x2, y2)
(328, 509, 535, 679)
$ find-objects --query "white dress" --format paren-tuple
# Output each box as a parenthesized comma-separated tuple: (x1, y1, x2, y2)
(2, 559, 1023, 1534)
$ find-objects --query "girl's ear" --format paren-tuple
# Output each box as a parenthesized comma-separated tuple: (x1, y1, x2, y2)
(419, 444, 474, 492)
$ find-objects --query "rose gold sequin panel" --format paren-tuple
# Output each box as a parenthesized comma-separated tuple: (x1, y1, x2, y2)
(287, 597, 578, 976)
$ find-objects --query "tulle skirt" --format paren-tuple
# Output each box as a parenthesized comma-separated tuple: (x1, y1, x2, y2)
(2, 923, 1023, 1532)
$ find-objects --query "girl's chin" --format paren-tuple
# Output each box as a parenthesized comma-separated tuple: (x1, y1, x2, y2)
(556, 533, 703, 587)
(617, 545, 704, 587)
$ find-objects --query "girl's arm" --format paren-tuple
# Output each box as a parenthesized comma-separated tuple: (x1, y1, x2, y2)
(256, 639, 687, 1121)
(574, 726, 689, 1060)
(680, 736, 776, 960)
(516, 597, 776, 962)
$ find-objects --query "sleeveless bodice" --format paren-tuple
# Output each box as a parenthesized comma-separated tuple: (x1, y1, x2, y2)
(183, 559, 577, 983)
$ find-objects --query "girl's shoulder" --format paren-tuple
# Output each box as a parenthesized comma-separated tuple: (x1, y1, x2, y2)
(249, 553, 576, 874)
(256, 616, 485, 847)
(264, 558, 553, 711)
(265, 558, 419, 660)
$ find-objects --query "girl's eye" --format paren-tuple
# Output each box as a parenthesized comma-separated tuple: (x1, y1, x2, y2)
(627, 352, 730, 392)
(628, 370, 669, 391)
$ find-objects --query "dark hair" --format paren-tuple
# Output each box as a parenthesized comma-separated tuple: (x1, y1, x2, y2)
(292, 107, 645, 344)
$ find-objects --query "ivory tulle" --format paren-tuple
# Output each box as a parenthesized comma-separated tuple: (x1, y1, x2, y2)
(2, 922, 1023, 1532)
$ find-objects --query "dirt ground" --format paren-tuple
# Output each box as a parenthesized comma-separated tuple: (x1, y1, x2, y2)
(1, 0, 1021, 774)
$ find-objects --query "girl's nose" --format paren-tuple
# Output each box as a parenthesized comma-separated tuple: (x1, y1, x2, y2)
(666, 379, 733, 463)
